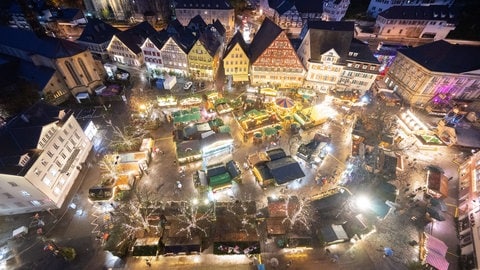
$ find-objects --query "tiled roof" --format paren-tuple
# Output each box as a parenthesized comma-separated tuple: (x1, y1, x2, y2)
(77, 18, 120, 44)
(146, 30, 170, 50)
(18, 60, 55, 91)
(378, 5, 456, 23)
(0, 102, 68, 175)
(212, 19, 226, 36)
(268, 0, 295, 16)
(175, 0, 232, 9)
(347, 39, 380, 64)
(224, 32, 249, 59)
(249, 17, 283, 63)
(188, 14, 207, 31)
(165, 20, 197, 53)
(198, 27, 222, 56)
(399, 40, 480, 73)
(0, 26, 87, 58)
(303, 21, 354, 62)
(115, 21, 157, 54)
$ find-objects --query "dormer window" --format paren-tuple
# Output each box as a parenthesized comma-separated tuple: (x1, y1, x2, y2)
(18, 153, 30, 167)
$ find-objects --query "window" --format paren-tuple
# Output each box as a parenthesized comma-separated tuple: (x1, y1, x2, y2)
(53, 143, 59, 150)
(41, 159, 48, 166)
(47, 151, 54, 158)
(43, 177, 52, 186)
(8, 182, 18, 187)
(58, 136, 64, 142)
(65, 61, 82, 85)
(20, 191, 31, 197)
(3, 192, 14, 199)
(30, 200, 42, 206)
(78, 59, 93, 82)
(53, 186, 61, 195)
(34, 168, 42, 176)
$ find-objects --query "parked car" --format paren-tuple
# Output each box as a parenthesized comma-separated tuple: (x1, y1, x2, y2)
(184, 81, 193, 91)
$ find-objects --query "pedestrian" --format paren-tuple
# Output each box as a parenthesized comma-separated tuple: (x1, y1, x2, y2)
(146, 259, 151, 267)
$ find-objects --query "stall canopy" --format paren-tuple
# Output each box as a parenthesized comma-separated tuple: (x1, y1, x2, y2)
(275, 97, 295, 109)
(266, 157, 305, 185)
(424, 233, 449, 270)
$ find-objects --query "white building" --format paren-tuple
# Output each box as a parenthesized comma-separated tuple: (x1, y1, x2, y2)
(374, 5, 456, 40)
(107, 21, 157, 67)
(0, 102, 92, 216)
(367, 0, 455, 18)
(323, 0, 350, 21)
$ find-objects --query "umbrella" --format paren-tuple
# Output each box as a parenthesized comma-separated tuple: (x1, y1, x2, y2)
(384, 247, 394, 257)
(254, 132, 262, 138)
(275, 97, 295, 109)
(430, 198, 447, 212)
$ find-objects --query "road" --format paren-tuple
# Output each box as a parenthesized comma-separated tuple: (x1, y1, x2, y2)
(2, 65, 463, 270)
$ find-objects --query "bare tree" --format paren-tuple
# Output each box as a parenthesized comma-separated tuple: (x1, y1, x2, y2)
(282, 196, 311, 231)
(175, 201, 215, 240)
(98, 154, 119, 184)
(116, 187, 163, 238)
(105, 119, 142, 151)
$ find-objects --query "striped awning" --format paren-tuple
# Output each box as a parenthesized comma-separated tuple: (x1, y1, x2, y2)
(424, 233, 449, 270)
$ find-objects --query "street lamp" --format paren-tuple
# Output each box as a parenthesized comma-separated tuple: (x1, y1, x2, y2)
(354, 195, 371, 211)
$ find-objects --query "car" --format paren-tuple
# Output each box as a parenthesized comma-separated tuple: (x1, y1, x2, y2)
(184, 81, 193, 90)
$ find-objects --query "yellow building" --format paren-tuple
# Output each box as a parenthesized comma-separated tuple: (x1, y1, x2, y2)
(188, 27, 223, 81)
(223, 32, 250, 82)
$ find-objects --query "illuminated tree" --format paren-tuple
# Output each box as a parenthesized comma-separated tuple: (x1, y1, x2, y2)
(282, 196, 311, 231)
(175, 200, 215, 240)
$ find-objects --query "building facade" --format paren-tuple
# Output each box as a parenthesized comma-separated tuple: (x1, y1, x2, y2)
(268, 0, 325, 37)
(374, 5, 456, 40)
(0, 102, 92, 215)
(0, 27, 103, 104)
(174, 0, 235, 38)
(337, 40, 380, 94)
(322, 0, 350, 21)
(367, 0, 455, 18)
(76, 19, 120, 61)
(107, 21, 157, 67)
(249, 18, 305, 88)
(384, 40, 480, 107)
(297, 21, 351, 93)
(223, 32, 250, 82)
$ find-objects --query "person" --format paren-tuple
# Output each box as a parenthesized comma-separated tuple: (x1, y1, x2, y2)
(146, 259, 151, 267)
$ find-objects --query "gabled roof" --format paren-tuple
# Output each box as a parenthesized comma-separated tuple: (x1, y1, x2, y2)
(77, 18, 120, 44)
(175, 0, 233, 9)
(249, 17, 283, 63)
(0, 26, 87, 59)
(114, 21, 156, 54)
(347, 39, 380, 64)
(198, 27, 222, 56)
(269, 0, 295, 16)
(146, 30, 170, 51)
(212, 19, 226, 37)
(398, 40, 480, 74)
(167, 19, 185, 35)
(188, 15, 207, 31)
(224, 32, 249, 58)
(0, 102, 68, 175)
(166, 20, 197, 53)
(303, 21, 354, 62)
(378, 5, 456, 23)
